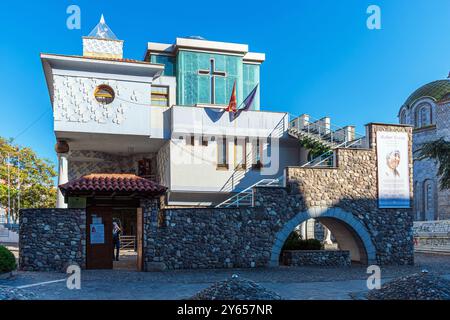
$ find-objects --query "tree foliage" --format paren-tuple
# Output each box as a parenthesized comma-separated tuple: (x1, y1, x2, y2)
(0, 137, 57, 222)
(298, 137, 331, 160)
(417, 138, 450, 190)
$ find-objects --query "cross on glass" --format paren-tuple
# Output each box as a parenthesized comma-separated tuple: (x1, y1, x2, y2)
(198, 59, 226, 104)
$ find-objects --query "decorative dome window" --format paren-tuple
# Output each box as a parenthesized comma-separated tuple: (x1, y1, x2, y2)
(94, 85, 115, 105)
(399, 109, 407, 124)
(414, 103, 432, 128)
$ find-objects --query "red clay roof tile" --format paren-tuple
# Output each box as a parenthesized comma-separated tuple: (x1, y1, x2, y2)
(59, 173, 167, 197)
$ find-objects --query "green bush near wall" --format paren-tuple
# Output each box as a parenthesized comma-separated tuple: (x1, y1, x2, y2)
(0, 245, 17, 273)
(282, 232, 323, 251)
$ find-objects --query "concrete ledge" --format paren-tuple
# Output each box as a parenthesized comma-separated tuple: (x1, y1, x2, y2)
(281, 250, 351, 267)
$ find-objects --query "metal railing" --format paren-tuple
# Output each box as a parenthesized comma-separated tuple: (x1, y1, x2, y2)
(120, 235, 136, 250)
(288, 113, 366, 168)
(215, 176, 284, 208)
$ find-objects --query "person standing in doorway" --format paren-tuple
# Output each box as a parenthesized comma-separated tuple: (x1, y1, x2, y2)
(112, 222, 121, 261)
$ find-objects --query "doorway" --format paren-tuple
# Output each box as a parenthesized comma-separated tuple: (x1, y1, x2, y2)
(86, 205, 144, 271)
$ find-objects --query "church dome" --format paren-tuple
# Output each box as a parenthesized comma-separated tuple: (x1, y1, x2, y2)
(403, 79, 450, 108)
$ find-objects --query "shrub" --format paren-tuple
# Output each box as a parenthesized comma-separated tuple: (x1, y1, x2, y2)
(0, 245, 17, 273)
(282, 232, 323, 251)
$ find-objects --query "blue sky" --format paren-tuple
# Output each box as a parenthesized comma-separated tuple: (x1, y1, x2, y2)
(0, 0, 449, 168)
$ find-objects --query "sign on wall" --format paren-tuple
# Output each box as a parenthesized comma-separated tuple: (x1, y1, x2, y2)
(376, 131, 410, 208)
(90, 223, 105, 244)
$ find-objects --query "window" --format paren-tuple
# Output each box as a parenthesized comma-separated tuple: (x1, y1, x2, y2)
(217, 137, 228, 169)
(423, 180, 435, 221)
(251, 138, 263, 169)
(187, 135, 195, 146)
(151, 86, 169, 107)
(234, 138, 246, 170)
(201, 136, 209, 147)
(414, 103, 432, 128)
(94, 85, 115, 105)
(400, 109, 407, 124)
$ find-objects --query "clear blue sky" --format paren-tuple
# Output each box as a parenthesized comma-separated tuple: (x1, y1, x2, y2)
(0, 0, 449, 169)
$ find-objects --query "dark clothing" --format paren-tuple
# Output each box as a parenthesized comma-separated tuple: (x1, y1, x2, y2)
(113, 238, 120, 261)
(112, 228, 121, 261)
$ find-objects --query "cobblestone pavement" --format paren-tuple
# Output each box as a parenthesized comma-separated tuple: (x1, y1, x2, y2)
(0, 253, 449, 300)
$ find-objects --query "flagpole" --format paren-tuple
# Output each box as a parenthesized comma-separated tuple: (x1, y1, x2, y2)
(7, 153, 10, 226)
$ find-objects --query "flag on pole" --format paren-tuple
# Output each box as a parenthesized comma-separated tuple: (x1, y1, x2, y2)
(239, 84, 258, 112)
(226, 81, 237, 113)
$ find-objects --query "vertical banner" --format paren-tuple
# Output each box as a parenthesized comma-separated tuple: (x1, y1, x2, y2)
(376, 131, 410, 208)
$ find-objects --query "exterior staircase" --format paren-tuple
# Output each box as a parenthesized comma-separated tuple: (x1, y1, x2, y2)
(215, 177, 284, 208)
(215, 113, 366, 208)
(289, 114, 365, 167)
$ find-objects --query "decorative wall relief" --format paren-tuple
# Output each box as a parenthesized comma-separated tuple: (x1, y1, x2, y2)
(53, 75, 147, 126)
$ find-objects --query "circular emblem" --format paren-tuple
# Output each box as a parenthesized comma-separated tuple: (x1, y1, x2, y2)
(94, 85, 115, 105)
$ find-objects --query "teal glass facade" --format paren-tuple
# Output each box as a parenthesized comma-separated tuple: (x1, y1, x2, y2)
(243, 64, 260, 111)
(150, 55, 175, 76)
(176, 51, 260, 110)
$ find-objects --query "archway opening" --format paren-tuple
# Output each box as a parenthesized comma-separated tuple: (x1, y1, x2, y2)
(271, 208, 376, 267)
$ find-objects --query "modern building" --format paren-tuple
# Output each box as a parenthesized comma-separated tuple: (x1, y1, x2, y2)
(41, 16, 356, 208)
(398, 78, 450, 221)
(21, 16, 414, 272)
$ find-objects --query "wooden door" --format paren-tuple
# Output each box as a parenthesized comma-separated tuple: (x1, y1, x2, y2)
(136, 208, 144, 271)
(86, 207, 113, 269)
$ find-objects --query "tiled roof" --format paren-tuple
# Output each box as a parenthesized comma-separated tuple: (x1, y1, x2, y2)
(44, 53, 154, 65)
(404, 79, 450, 107)
(59, 173, 167, 197)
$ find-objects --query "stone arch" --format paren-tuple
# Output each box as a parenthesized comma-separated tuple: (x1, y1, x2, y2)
(269, 207, 377, 266)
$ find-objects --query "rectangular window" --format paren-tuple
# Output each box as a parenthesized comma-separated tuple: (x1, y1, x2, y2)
(201, 136, 209, 147)
(234, 138, 246, 170)
(151, 86, 169, 107)
(217, 137, 228, 169)
(187, 135, 195, 146)
(252, 138, 263, 170)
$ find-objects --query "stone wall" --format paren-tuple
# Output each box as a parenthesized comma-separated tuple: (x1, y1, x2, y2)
(413, 220, 450, 253)
(142, 123, 414, 270)
(19, 209, 86, 271)
(281, 250, 351, 267)
(284, 123, 414, 265)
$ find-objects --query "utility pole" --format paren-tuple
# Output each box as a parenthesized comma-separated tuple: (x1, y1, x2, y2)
(7, 153, 10, 226)
(17, 152, 21, 224)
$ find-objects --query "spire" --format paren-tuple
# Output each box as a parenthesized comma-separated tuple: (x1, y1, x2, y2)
(83, 15, 123, 59)
(87, 14, 118, 40)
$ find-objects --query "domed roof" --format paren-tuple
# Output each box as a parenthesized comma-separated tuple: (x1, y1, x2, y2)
(403, 79, 450, 107)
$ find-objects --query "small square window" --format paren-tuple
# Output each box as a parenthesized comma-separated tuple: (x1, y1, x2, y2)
(151, 86, 169, 107)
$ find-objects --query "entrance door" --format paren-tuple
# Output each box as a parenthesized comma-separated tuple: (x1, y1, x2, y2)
(86, 207, 113, 269)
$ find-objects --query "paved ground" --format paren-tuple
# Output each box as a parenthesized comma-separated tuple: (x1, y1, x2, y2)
(0, 252, 449, 300)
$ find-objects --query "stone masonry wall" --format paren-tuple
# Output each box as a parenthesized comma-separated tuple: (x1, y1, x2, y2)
(281, 250, 351, 267)
(284, 123, 414, 265)
(142, 123, 414, 270)
(19, 209, 86, 271)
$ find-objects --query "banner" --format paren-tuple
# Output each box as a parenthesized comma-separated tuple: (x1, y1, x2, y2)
(376, 131, 410, 208)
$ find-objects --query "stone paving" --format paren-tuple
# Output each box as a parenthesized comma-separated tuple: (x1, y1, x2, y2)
(0, 253, 449, 300)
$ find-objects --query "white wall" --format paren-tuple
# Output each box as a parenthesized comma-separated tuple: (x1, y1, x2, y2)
(169, 137, 300, 193)
(171, 106, 288, 139)
(53, 73, 151, 136)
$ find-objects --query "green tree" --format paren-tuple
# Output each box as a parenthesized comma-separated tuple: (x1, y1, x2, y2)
(417, 138, 450, 190)
(0, 137, 57, 222)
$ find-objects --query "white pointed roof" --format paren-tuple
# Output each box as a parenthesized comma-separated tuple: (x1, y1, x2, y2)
(87, 14, 118, 40)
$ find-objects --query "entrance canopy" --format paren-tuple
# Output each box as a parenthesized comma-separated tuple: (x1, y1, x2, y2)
(59, 173, 167, 198)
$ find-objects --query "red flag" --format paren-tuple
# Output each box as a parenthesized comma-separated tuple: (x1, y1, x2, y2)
(226, 81, 237, 113)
